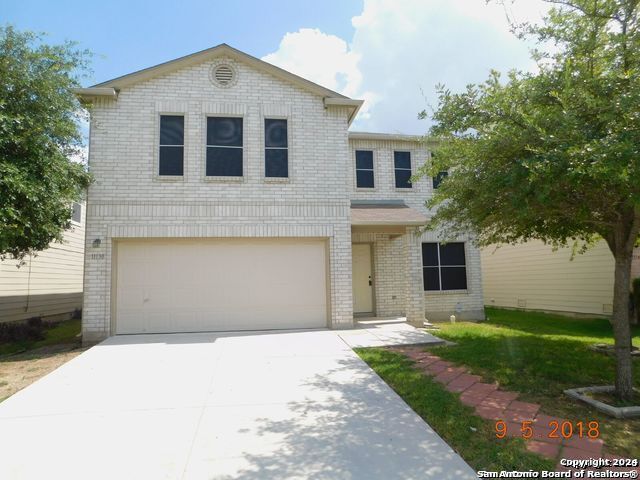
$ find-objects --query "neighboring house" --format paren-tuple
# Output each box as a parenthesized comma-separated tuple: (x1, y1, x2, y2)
(482, 240, 640, 317)
(0, 202, 85, 323)
(74, 44, 484, 343)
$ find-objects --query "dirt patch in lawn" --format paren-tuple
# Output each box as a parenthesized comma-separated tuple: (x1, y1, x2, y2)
(0, 343, 88, 403)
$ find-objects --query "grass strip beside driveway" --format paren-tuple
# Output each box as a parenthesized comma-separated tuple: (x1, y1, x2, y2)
(356, 347, 554, 473)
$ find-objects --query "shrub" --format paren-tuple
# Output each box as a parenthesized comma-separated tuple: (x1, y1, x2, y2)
(0, 317, 46, 344)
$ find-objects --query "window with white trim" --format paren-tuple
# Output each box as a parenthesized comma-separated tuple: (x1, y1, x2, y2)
(422, 242, 467, 291)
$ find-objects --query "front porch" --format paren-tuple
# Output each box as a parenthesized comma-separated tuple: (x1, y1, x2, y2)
(350, 200, 428, 327)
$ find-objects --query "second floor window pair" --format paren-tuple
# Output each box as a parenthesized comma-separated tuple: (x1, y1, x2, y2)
(355, 150, 413, 189)
(159, 116, 288, 178)
(354, 149, 448, 190)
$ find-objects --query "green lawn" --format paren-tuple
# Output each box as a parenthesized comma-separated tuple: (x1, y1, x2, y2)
(430, 308, 639, 458)
(356, 347, 554, 472)
(0, 318, 81, 357)
(432, 308, 640, 398)
(357, 308, 639, 466)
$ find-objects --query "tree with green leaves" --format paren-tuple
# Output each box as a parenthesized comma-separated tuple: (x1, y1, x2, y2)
(419, 0, 640, 400)
(0, 26, 92, 262)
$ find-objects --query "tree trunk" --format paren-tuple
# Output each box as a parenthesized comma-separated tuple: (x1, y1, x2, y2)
(610, 250, 635, 401)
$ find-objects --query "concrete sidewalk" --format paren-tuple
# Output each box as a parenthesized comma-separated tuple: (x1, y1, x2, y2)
(0, 324, 477, 479)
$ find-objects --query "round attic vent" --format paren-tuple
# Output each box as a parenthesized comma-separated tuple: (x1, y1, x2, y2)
(210, 63, 237, 88)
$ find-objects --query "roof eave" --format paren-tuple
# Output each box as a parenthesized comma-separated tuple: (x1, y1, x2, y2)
(90, 44, 350, 101)
(324, 98, 364, 126)
(351, 219, 427, 226)
(71, 87, 118, 101)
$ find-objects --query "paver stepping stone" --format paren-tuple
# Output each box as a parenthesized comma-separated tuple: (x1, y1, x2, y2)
(434, 367, 466, 384)
(415, 355, 441, 367)
(425, 361, 450, 374)
(526, 440, 561, 459)
(508, 401, 540, 416)
(446, 374, 481, 393)
(481, 391, 518, 410)
(459, 382, 498, 407)
(475, 402, 506, 420)
(562, 436, 603, 455)
(393, 349, 620, 468)
(561, 446, 597, 460)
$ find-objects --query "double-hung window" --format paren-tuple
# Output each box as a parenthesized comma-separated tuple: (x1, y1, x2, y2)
(264, 119, 288, 178)
(206, 117, 243, 177)
(422, 242, 467, 291)
(159, 115, 184, 176)
(394, 151, 412, 188)
(355, 150, 374, 188)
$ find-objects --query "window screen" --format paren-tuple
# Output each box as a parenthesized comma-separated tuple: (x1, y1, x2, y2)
(159, 115, 184, 176)
(265, 119, 288, 178)
(355, 150, 374, 188)
(394, 151, 412, 188)
(206, 117, 243, 177)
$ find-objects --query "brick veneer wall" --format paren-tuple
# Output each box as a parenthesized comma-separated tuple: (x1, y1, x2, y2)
(348, 138, 485, 321)
(83, 56, 354, 342)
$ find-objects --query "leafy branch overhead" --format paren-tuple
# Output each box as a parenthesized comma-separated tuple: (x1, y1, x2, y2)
(0, 25, 93, 261)
(417, 0, 640, 400)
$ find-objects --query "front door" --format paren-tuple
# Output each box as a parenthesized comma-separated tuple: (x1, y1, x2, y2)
(352, 243, 374, 314)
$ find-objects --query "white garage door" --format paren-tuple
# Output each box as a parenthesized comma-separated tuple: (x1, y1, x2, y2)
(114, 239, 328, 334)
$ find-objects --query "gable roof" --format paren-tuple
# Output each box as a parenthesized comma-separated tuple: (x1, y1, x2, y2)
(92, 44, 347, 97)
(74, 43, 363, 124)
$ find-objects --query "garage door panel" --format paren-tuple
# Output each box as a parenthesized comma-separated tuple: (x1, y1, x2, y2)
(115, 239, 327, 334)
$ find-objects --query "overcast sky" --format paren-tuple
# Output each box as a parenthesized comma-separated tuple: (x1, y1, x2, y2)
(7, 0, 552, 134)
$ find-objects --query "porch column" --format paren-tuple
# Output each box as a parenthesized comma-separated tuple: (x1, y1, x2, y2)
(405, 227, 426, 326)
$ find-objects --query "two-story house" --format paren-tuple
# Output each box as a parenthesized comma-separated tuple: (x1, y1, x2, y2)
(74, 44, 484, 343)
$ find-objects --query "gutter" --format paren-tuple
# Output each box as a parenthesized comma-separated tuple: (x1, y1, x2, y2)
(71, 87, 118, 100)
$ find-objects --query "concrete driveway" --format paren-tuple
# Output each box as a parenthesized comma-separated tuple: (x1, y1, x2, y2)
(0, 325, 477, 480)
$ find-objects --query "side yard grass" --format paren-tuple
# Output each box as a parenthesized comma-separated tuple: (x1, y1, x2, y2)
(0, 318, 84, 402)
(430, 307, 639, 458)
(0, 318, 81, 357)
(356, 307, 639, 470)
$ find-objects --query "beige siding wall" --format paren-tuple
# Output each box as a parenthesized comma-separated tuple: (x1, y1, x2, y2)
(0, 206, 85, 323)
(481, 240, 617, 316)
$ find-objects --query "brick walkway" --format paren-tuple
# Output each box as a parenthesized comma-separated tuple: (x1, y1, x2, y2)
(391, 346, 639, 475)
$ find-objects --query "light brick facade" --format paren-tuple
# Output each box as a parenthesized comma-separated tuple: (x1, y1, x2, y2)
(81, 47, 483, 342)
(349, 137, 485, 322)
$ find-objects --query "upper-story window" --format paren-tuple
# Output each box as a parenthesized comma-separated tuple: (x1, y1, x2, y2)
(264, 119, 288, 178)
(433, 171, 448, 189)
(394, 151, 412, 189)
(159, 115, 184, 176)
(71, 202, 82, 224)
(355, 150, 374, 188)
(206, 117, 243, 177)
(422, 242, 467, 291)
